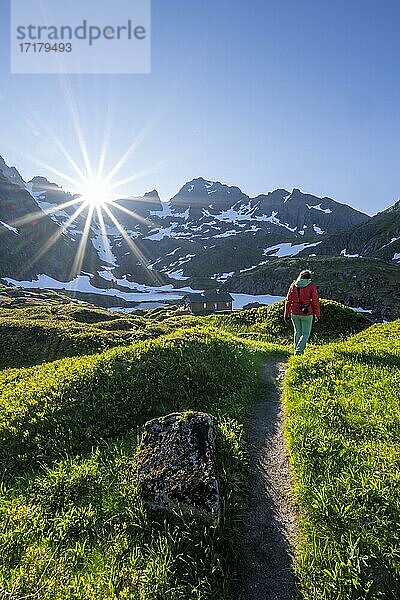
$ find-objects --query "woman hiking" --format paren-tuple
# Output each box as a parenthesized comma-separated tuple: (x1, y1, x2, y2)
(284, 270, 320, 355)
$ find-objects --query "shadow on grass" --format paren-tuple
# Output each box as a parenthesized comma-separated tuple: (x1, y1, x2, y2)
(338, 350, 400, 370)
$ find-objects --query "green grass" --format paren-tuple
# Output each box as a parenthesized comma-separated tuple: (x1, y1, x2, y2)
(0, 304, 144, 369)
(209, 299, 371, 344)
(0, 329, 259, 476)
(284, 319, 400, 599)
(1, 292, 397, 598)
(0, 296, 369, 370)
(0, 426, 243, 599)
(0, 327, 286, 598)
(0, 303, 208, 370)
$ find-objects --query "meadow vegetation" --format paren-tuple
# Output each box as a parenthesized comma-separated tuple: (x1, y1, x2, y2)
(210, 298, 371, 343)
(0, 303, 203, 370)
(0, 292, 397, 599)
(0, 317, 282, 598)
(284, 319, 400, 599)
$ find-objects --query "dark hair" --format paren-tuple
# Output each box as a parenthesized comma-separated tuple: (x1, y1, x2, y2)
(298, 270, 312, 279)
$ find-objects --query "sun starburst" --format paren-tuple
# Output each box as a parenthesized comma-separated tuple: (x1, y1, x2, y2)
(6, 148, 163, 285)
(77, 177, 116, 208)
(3, 86, 168, 286)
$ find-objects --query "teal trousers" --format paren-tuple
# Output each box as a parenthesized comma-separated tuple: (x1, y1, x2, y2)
(291, 314, 313, 355)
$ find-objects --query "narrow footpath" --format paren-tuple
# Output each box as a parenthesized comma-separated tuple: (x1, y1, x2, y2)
(235, 357, 298, 600)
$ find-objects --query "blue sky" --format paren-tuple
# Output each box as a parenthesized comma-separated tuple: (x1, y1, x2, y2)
(1, 0, 400, 215)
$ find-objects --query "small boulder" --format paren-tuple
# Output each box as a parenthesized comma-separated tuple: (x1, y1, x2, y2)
(137, 412, 221, 519)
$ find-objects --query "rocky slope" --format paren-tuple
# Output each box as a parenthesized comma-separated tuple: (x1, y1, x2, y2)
(298, 200, 400, 262)
(0, 156, 370, 282)
(0, 171, 77, 280)
(0, 154, 398, 316)
(223, 256, 400, 320)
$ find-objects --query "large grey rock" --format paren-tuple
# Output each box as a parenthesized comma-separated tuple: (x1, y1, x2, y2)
(137, 412, 221, 519)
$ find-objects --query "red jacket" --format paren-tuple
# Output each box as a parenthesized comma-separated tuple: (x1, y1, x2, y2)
(284, 281, 320, 318)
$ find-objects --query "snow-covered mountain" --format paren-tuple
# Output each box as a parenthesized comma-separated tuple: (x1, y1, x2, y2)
(0, 168, 102, 282)
(3, 154, 398, 315)
(142, 179, 369, 280)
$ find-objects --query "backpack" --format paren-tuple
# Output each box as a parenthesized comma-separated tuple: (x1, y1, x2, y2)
(295, 285, 311, 315)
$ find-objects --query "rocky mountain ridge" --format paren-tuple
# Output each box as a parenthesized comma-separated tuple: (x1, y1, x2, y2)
(0, 154, 398, 316)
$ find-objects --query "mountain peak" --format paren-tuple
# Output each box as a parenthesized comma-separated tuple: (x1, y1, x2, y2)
(170, 178, 247, 216)
(0, 156, 25, 186)
(143, 189, 160, 201)
(29, 176, 56, 185)
(189, 176, 214, 184)
(29, 176, 51, 184)
(179, 177, 216, 191)
(28, 176, 66, 194)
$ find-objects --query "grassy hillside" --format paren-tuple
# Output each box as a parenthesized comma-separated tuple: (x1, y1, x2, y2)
(0, 328, 286, 598)
(0, 286, 375, 371)
(0, 331, 258, 476)
(210, 299, 371, 344)
(284, 320, 400, 599)
(0, 301, 204, 369)
(2, 288, 373, 370)
(0, 287, 398, 598)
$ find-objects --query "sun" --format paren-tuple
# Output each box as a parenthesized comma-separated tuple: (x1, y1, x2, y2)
(79, 178, 115, 207)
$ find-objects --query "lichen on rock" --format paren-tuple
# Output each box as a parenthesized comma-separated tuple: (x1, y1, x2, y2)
(137, 411, 221, 519)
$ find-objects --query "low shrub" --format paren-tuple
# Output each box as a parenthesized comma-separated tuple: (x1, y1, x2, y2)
(0, 318, 144, 369)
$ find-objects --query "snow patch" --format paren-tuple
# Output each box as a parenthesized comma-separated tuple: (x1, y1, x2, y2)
(213, 229, 239, 238)
(263, 241, 322, 258)
(350, 307, 373, 314)
(91, 229, 119, 266)
(0, 221, 19, 234)
(382, 236, 400, 249)
(306, 203, 332, 214)
(4, 274, 203, 304)
(214, 271, 234, 282)
(166, 247, 181, 257)
(145, 225, 177, 241)
(167, 270, 190, 281)
(340, 249, 360, 258)
(24, 183, 72, 228)
(255, 211, 297, 232)
(150, 202, 173, 218)
(239, 261, 268, 273)
(173, 208, 190, 219)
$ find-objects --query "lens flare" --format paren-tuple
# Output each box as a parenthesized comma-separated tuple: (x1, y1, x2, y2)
(78, 177, 115, 208)
(4, 106, 168, 284)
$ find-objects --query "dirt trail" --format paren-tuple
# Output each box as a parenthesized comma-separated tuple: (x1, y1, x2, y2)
(234, 357, 298, 600)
